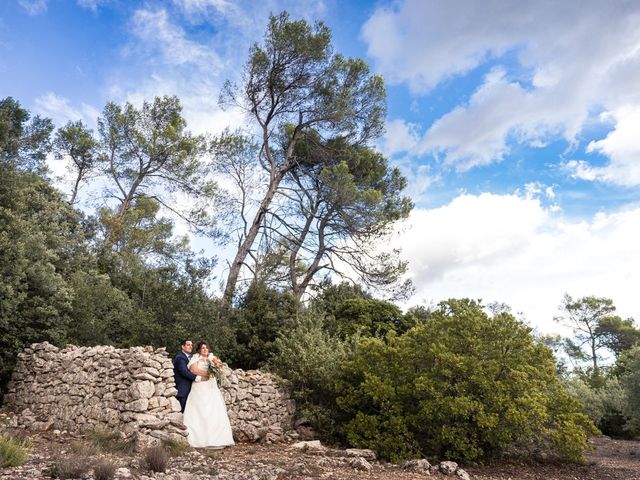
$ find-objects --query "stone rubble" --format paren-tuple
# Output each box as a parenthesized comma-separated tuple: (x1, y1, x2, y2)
(0, 412, 477, 480)
(3, 342, 295, 446)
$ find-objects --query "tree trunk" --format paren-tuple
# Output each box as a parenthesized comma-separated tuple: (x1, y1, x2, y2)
(292, 215, 329, 301)
(69, 172, 82, 205)
(220, 171, 284, 311)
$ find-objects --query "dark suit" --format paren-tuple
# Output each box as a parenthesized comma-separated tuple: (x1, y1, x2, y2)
(173, 351, 197, 413)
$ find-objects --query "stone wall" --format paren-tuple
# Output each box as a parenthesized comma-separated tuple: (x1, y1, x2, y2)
(2, 342, 295, 445)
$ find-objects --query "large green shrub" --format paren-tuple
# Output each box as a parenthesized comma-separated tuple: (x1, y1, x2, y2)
(564, 376, 629, 437)
(267, 312, 353, 442)
(327, 298, 415, 338)
(619, 346, 640, 435)
(227, 282, 300, 369)
(337, 299, 597, 463)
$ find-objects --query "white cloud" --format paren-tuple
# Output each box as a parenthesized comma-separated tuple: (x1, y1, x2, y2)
(130, 9, 220, 68)
(397, 192, 640, 332)
(363, 0, 640, 178)
(579, 107, 640, 186)
(18, 0, 47, 15)
(172, 0, 234, 15)
(379, 118, 420, 157)
(33, 92, 100, 128)
(76, 0, 108, 13)
(114, 2, 330, 138)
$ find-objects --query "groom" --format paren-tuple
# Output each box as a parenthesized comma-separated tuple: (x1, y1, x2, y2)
(173, 339, 206, 413)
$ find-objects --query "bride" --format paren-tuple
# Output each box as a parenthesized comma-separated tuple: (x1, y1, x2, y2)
(183, 341, 235, 448)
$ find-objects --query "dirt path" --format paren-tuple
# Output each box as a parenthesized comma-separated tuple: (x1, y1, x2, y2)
(1, 429, 639, 479)
(467, 437, 640, 480)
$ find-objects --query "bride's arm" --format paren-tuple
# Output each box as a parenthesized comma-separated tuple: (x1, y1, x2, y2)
(188, 358, 210, 377)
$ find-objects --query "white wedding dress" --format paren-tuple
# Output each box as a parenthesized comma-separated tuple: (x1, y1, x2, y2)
(183, 354, 235, 448)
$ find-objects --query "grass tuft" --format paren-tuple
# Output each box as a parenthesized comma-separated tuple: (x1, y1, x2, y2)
(142, 445, 169, 472)
(93, 459, 117, 480)
(89, 427, 137, 455)
(48, 456, 92, 479)
(162, 437, 191, 457)
(0, 434, 32, 467)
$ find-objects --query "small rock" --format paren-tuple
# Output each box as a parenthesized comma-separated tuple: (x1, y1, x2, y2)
(115, 467, 132, 478)
(456, 468, 472, 480)
(401, 458, 432, 472)
(440, 460, 459, 475)
(349, 456, 373, 471)
(291, 440, 328, 454)
(345, 448, 377, 460)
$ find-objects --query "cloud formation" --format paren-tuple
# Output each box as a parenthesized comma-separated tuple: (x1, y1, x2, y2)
(398, 192, 640, 331)
(18, 0, 48, 15)
(364, 0, 640, 180)
(33, 92, 100, 128)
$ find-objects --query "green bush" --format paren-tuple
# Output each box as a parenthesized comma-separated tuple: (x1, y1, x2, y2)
(0, 434, 31, 467)
(327, 298, 414, 338)
(228, 281, 301, 369)
(337, 299, 598, 463)
(267, 312, 353, 442)
(620, 346, 640, 435)
(564, 376, 629, 437)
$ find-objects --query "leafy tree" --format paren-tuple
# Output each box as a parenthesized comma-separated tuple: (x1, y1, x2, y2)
(619, 346, 640, 435)
(218, 11, 386, 309)
(596, 316, 640, 359)
(338, 299, 597, 463)
(0, 169, 79, 391)
(97, 196, 190, 262)
(97, 96, 219, 245)
(0, 97, 54, 174)
(404, 305, 433, 325)
(563, 376, 630, 438)
(555, 294, 620, 376)
(274, 134, 413, 300)
(65, 269, 136, 346)
(54, 120, 99, 204)
(226, 281, 300, 369)
(98, 249, 226, 353)
(309, 280, 371, 315)
(327, 297, 413, 338)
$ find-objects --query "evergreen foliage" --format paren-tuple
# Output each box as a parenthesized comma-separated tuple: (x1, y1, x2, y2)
(267, 312, 353, 442)
(0, 169, 81, 388)
(226, 282, 300, 369)
(338, 299, 598, 463)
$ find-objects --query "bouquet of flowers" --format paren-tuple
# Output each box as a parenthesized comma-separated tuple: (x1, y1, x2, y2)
(207, 354, 224, 383)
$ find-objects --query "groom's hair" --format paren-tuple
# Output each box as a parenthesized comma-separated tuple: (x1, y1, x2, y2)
(180, 339, 192, 346)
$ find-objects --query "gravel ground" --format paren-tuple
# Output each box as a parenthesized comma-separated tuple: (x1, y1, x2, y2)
(1, 424, 639, 479)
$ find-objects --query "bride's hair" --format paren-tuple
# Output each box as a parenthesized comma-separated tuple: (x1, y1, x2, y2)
(195, 340, 209, 354)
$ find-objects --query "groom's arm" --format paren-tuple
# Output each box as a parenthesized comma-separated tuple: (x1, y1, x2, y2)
(175, 356, 198, 382)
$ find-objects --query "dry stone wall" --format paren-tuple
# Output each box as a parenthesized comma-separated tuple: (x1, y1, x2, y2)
(3, 342, 295, 445)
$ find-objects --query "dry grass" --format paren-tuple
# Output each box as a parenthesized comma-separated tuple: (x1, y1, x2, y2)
(93, 459, 117, 480)
(48, 456, 92, 479)
(88, 427, 137, 455)
(163, 437, 191, 457)
(142, 445, 169, 472)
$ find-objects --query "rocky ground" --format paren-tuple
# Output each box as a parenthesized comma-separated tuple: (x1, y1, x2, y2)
(2, 415, 639, 479)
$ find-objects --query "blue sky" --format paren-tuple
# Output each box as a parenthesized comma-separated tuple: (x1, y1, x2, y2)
(2, 0, 640, 332)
